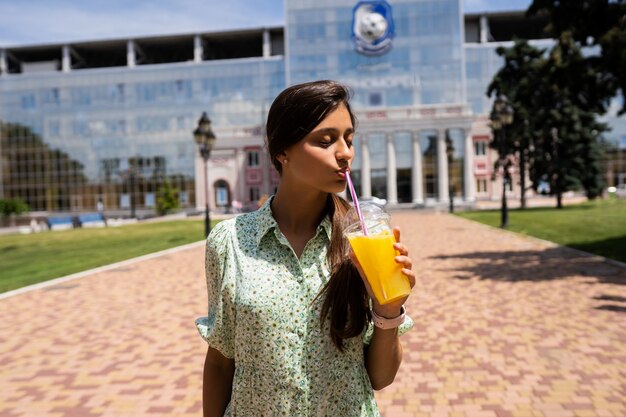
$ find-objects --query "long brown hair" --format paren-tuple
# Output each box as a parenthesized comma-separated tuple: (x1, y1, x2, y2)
(265, 80, 371, 351)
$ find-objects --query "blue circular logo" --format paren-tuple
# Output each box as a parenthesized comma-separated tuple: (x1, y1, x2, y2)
(352, 1, 395, 56)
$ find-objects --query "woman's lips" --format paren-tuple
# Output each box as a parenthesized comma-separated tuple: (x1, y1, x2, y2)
(336, 168, 349, 179)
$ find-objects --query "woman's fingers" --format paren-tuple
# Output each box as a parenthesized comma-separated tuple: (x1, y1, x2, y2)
(402, 268, 416, 288)
(394, 255, 413, 270)
(393, 226, 401, 243)
(393, 242, 409, 256)
(392, 231, 415, 287)
(394, 248, 415, 288)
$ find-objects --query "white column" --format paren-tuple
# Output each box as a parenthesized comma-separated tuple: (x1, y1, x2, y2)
(386, 133, 398, 205)
(62, 45, 71, 72)
(437, 129, 449, 203)
(263, 29, 271, 58)
(361, 136, 372, 199)
(236, 148, 245, 204)
(195, 154, 205, 210)
(194, 35, 203, 63)
(412, 133, 424, 204)
(206, 159, 213, 210)
(262, 147, 271, 196)
(0, 49, 6, 75)
(127, 40, 136, 68)
(480, 15, 490, 43)
(464, 132, 476, 202)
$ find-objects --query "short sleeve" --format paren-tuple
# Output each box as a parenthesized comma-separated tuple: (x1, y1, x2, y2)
(363, 313, 414, 345)
(195, 221, 236, 359)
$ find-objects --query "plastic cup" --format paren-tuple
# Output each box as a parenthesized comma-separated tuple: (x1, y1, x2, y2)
(343, 203, 411, 305)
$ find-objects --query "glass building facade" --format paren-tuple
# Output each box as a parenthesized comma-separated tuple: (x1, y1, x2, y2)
(0, 47, 285, 213)
(286, 0, 464, 107)
(1, 0, 624, 216)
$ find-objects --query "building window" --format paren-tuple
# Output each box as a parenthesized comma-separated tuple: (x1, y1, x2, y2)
(249, 187, 260, 202)
(475, 141, 487, 156)
(420, 131, 438, 198)
(48, 120, 60, 138)
(71, 194, 82, 210)
(21, 94, 36, 110)
(215, 180, 230, 207)
(476, 178, 488, 193)
(41, 88, 60, 107)
(247, 151, 260, 167)
(115, 84, 125, 103)
(369, 92, 383, 107)
(120, 194, 130, 208)
(116, 120, 126, 135)
(179, 191, 189, 204)
(145, 192, 155, 207)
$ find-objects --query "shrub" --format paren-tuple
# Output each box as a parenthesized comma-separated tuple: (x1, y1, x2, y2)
(0, 198, 29, 218)
(156, 180, 180, 215)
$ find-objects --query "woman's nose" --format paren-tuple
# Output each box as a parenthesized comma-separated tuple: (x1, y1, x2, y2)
(336, 140, 353, 161)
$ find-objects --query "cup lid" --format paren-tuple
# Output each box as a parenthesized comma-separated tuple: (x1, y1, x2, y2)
(343, 202, 389, 233)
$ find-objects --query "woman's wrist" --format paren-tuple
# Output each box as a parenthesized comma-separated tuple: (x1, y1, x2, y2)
(371, 306, 405, 329)
(373, 306, 402, 319)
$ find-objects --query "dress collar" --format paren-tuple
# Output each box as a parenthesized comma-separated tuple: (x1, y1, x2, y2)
(254, 196, 333, 246)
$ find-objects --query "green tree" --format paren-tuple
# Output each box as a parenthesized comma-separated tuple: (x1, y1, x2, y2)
(0, 198, 29, 227)
(0, 122, 88, 211)
(531, 33, 609, 207)
(0, 198, 29, 218)
(487, 39, 546, 208)
(600, 21, 626, 115)
(528, 0, 626, 114)
(156, 180, 180, 215)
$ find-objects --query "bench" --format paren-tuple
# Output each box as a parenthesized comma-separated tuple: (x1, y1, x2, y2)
(47, 216, 75, 231)
(78, 212, 106, 228)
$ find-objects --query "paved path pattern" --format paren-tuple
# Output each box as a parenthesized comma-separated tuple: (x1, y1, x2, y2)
(1, 212, 625, 417)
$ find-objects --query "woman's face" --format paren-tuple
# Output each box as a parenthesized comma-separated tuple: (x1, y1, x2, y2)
(282, 103, 355, 194)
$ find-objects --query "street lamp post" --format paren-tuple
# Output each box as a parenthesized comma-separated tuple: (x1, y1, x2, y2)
(445, 135, 455, 213)
(193, 112, 216, 238)
(490, 94, 514, 228)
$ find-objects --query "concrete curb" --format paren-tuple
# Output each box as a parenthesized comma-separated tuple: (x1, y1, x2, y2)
(0, 240, 206, 301)
(453, 214, 626, 271)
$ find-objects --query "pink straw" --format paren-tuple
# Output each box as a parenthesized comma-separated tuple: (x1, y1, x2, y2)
(345, 170, 368, 236)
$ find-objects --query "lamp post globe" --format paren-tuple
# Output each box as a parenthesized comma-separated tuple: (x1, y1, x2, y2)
(193, 112, 216, 238)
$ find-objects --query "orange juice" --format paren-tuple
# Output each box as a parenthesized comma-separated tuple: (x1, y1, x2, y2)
(348, 231, 411, 305)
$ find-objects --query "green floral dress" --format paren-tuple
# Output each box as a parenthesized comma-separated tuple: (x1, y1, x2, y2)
(196, 197, 413, 417)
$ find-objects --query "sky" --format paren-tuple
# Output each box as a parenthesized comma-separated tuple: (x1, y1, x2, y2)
(0, 0, 534, 47)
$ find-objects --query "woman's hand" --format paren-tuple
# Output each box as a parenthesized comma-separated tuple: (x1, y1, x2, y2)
(349, 226, 415, 319)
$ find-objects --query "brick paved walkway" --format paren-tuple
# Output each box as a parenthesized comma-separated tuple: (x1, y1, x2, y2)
(1, 212, 625, 417)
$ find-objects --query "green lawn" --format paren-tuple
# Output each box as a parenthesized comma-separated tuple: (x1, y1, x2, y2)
(0, 219, 220, 293)
(457, 198, 626, 263)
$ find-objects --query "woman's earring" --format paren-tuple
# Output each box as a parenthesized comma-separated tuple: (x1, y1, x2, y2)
(283, 159, 288, 164)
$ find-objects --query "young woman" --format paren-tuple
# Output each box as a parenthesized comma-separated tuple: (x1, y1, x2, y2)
(196, 80, 415, 417)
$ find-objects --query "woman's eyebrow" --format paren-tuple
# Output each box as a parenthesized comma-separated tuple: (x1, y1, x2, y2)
(312, 127, 355, 135)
